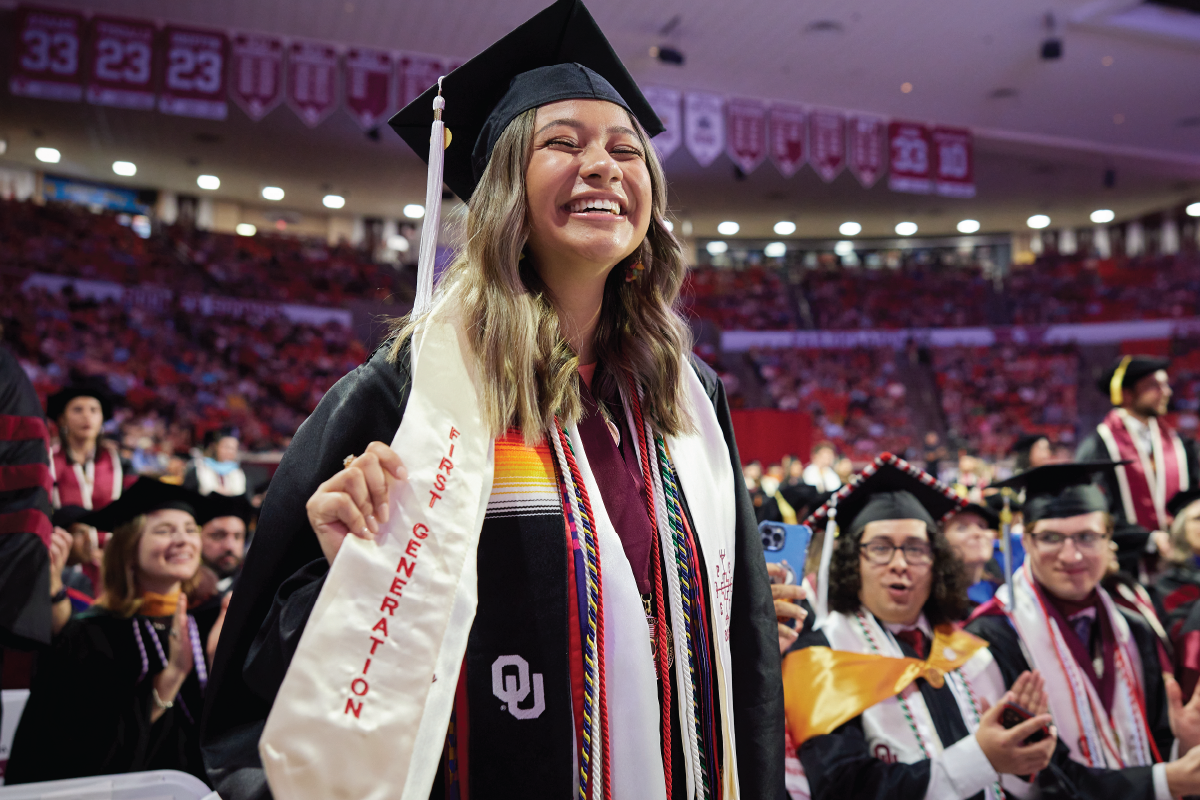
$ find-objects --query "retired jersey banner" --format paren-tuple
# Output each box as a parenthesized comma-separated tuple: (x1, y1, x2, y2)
(643, 86, 682, 162)
(229, 34, 284, 121)
(808, 109, 845, 183)
(159, 26, 227, 120)
(287, 40, 339, 128)
(344, 47, 393, 130)
(847, 115, 886, 189)
(768, 104, 805, 178)
(932, 126, 975, 198)
(86, 16, 157, 110)
(726, 99, 766, 174)
(10, 6, 85, 102)
(397, 54, 444, 110)
(888, 121, 933, 194)
(685, 92, 725, 168)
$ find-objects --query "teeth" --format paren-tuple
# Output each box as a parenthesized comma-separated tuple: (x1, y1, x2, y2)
(570, 198, 622, 214)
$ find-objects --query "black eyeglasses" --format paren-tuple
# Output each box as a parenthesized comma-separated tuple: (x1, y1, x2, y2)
(859, 540, 934, 567)
(1027, 530, 1109, 554)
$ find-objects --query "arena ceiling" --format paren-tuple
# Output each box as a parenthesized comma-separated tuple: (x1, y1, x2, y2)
(1, 0, 1198, 240)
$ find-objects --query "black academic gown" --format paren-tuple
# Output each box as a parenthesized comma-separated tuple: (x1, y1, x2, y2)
(792, 623, 983, 800)
(5, 606, 213, 785)
(965, 607, 1172, 799)
(200, 341, 785, 800)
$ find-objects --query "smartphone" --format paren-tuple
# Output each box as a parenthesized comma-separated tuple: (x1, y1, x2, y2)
(1000, 702, 1049, 744)
(759, 522, 813, 585)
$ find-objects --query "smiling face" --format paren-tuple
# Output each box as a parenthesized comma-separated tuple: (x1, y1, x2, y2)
(1025, 512, 1109, 602)
(857, 519, 933, 626)
(523, 99, 652, 290)
(136, 508, 201, 591)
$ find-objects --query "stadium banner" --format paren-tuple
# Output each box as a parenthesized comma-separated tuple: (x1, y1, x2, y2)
(684, 91, 725, 167)
(847, 115, 887, 188)
(932, 126, 975, 198)
(158, 26, 228, 120)
(9, 6, 86, 102)
(86, 16, 158, 110)
(343, 47, 394, 130)
(396, 54, 444, 111)
(229, 33, 285, 121)
(287, 40, 340, 128)
(769, 104, 806, 178)
(808, 109, 846, 183)
(643, 86, 683, 162)
(726, 98, 767, 174)
(888, 120, 933, 194)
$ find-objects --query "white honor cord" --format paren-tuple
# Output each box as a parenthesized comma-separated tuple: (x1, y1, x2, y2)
(813, 508, 837, 630)
(412, 77, 446, 318)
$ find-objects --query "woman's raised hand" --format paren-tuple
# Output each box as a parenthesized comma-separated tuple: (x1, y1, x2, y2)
(307, 441, 407, 564)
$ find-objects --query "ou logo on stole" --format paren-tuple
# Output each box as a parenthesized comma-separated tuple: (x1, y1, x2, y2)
(492, 655, 545, 720)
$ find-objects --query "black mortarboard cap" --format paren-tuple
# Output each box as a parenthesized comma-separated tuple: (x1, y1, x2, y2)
(52, 505, 91, 530)
(949, 502, 1001, 530)
(992, 462, 1127, 524)
(46, 378, 115, 421)
(984, 491, 1023, 516)
(1168, 488, 1200, 519)
(1096, 355, 1170, 404)
(197, 493, 255, 526)
(388, 0, 664, 202)
(804, 453, 967, 538)
(1012, 433, 1049, 457)
(81, 477, 207, 532)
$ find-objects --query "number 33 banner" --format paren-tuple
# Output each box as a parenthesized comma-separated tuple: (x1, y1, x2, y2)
(159, 26, 228, 120)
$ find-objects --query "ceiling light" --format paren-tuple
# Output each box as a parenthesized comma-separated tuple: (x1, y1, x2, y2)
(834, 241, 854, 256)
(197, 174, 220, 190)
(663, 219, 674, 232)
(262, 186, 285, 201)
(957, 219, 980, 233)
(1186, 202, 1200, 217)
(774, 221, 796, 235)
(323, 194, 345, 209)
(1027, 214, 1051, 229)
(706, 241, 728, 255)
(112, 161, 136, 177)
(35, 147, 60, 163)
(403, 204, 425, 219)
(1101, 55, 1114, 67)
(235, 223, 257, 237)
(895, 221, 918, 236)
(717, 221, 739, 236)
(900, 82, 913, 94)
(387, 235, 410, 252)
(839, 221, 862, 236)
(764, 242, 787, 258)
(1090, 209, 1115, 224)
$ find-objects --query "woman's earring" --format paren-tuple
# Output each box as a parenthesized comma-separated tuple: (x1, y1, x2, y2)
(624, 260, 645, 282)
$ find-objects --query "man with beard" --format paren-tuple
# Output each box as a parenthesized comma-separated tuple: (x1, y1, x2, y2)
(1076, 356, 1198, 533)
(198, 494, 252, 593)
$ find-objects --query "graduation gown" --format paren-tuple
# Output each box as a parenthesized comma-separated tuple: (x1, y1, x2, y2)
(200, 341, 784, 800)
(5, 606, 213, 785)
(1075, 426, 1199, 530)
(965, 607, 1173, 799)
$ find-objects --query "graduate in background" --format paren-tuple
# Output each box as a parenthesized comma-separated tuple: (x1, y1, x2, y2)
(5, 478, 214, 785)
(783, 454, 1056, 800)
(967, 463, 1200, 799)
(47, 378, 131, 512)
(1157, 488, 1200, 699)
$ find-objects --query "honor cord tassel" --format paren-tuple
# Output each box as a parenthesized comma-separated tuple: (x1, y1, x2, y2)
(413, 77, 446, 318)
(1000, 490, 1015, 613)
(813, 507, 837, 631)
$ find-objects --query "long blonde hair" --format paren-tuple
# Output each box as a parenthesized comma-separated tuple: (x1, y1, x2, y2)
(391, 105, 694, 444)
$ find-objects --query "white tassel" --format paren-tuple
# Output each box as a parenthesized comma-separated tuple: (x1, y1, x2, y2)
(813, 507, 838, 631)
(412, 78, 446, 318)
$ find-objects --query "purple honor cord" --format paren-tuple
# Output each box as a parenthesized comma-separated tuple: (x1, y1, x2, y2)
(132, 613, 206, 723)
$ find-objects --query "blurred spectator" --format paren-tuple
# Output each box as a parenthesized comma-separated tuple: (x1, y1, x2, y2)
(1012, 433, 1053, 473)
(5, 478, 213, 785)
(47, 379, 131, 511)
(50, 504, 101, 602)
(923, 431, 948, 477)
(802, 442, 841, 492)
(197, 494, 252, 591)
(184, 428, 246, 498)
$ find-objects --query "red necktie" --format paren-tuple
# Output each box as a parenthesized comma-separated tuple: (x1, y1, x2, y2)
(895, 628, 928, 660)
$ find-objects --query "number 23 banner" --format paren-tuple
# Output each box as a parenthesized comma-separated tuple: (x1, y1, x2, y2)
(86, 16, 157, 110)
(159, 26, 228, 120)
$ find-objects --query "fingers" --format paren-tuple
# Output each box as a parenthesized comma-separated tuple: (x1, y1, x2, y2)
(366, 441, 406, 481)
(771, 584, 806, 602)
(766, 562, 786, 583)
(774, 599, 806, 623)
(1007, 713, 1054, 743)
(332, 467, 377, 534)
(320, 492, 370, 540)
(777, 622, 799, 652)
